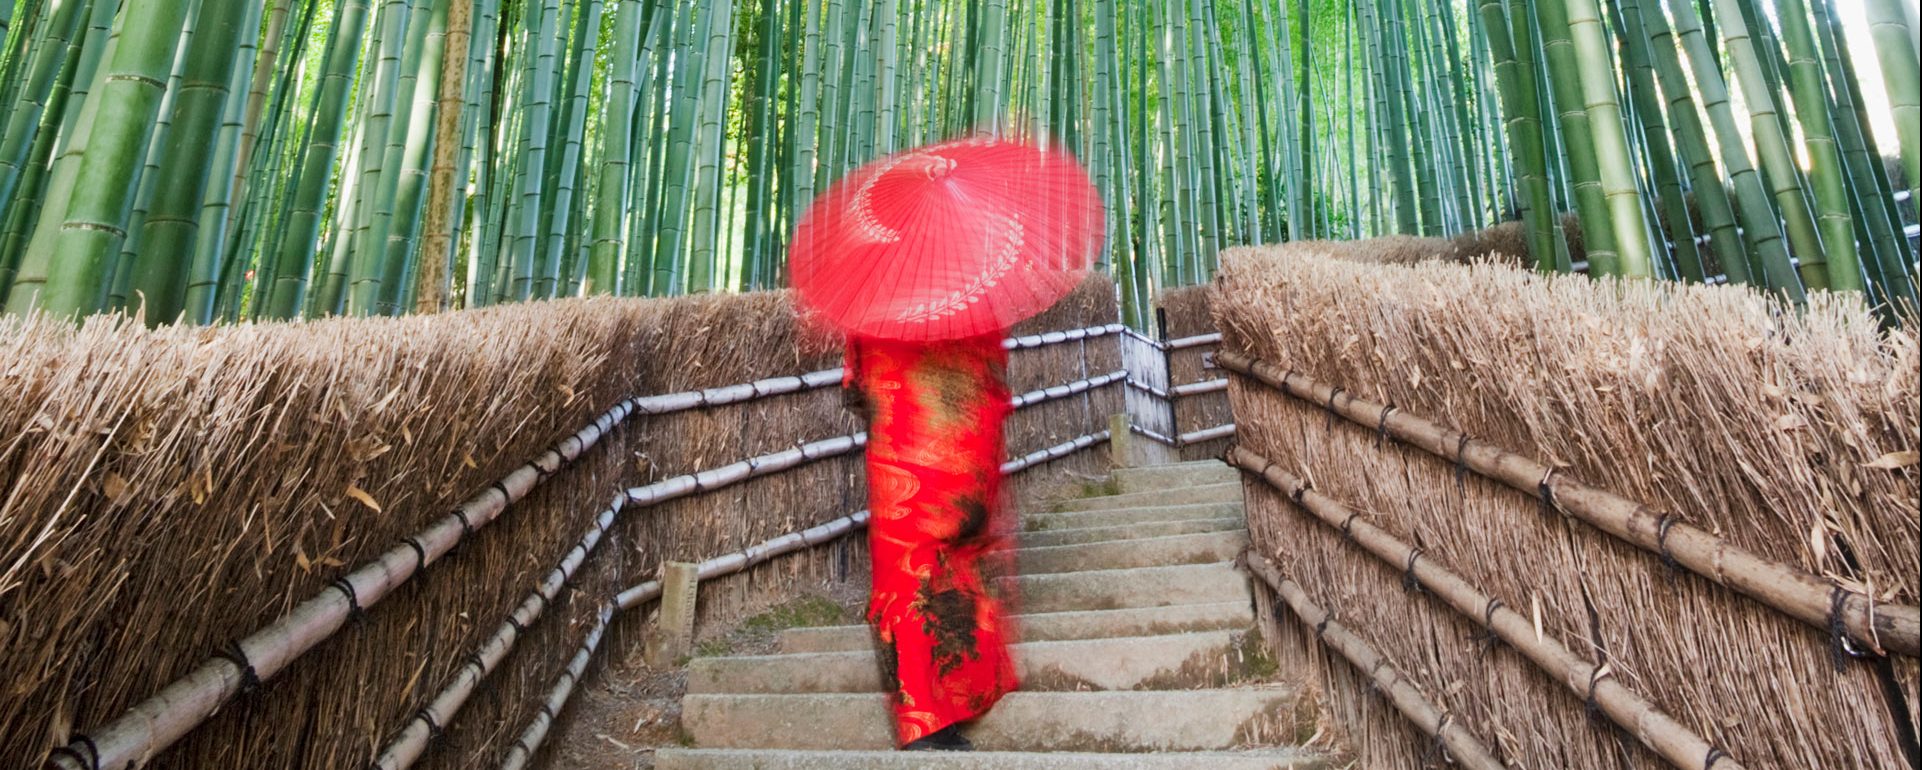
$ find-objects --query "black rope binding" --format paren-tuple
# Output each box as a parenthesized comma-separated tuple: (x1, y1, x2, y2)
(452, 507, 476, 539)
(1475, 598, 1506, 652)
(1537, 468, 1558, 518)
(49, 735, 100, 770)
(1402, 548, 1425, 593)
(1826, 585, 1869, 673)
(1704, 747, 1732, 769)
(1314, 616, 1332, 640)
(1375, 404, 1397, 449)
(1430, 711, 1456, 767)
(215, 639, 263, 692)
(1324, 387, 1345, 431)
(330, 577, 367, 623)
(1453, 434, 1472, 496)
(417, 707, 445, 739)
(1340, 512, 1362, 542)
(404, 537, 429, 574)
(1291, 480, 1312, 506)
(490, 480, 514, 505)
(1655, 514, 1684, 575)
(1584, 665, 1610, 719)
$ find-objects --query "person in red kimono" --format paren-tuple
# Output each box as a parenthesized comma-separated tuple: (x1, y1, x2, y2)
(843, 333, 1020, 751)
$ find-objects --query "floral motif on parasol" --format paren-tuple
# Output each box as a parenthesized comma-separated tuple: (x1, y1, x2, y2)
(790, 136, 1105, 341)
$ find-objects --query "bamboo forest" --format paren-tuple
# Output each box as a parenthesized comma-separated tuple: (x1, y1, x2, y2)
(0, 0, 1916, 326)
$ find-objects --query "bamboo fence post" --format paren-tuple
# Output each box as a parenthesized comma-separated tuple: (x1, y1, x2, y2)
(1217, 350, 1921, 658)
(1231, 448, 1748, 769)
(1239, 552, 1506, 770)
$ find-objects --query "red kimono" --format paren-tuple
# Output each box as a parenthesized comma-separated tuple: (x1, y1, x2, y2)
(845, 334, 1020, 746)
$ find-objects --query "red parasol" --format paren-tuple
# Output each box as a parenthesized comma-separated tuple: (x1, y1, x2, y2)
(789, 136, 1104, 341)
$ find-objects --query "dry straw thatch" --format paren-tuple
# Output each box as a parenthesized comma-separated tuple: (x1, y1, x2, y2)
(1212, 243, 1920, 768)
(2, 276, 1121, 767)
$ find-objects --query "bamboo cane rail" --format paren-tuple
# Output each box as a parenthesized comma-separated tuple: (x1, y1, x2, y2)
(373, 495, 628, 770)
(1129, 423, 1239, 448)
(45, 362, 868, 770)
(496, 603, 614, 770)
(371, 366, 1118, 766)
(1217, 350, 1921, 658)
(1002, 322, 1126, 351)
(1230, 448, 1746, 770)
(45, 322, 1122, 770)
(500, 428, 1114, 768)
(1238, 551, 1506, 770)
(44, 398, 634, 770)
(1010, 370, 1126, 409)
(1126, 376, 1229, 401)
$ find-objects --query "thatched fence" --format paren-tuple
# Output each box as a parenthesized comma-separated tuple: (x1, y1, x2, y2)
(1212, 242, 1920, 769)
(2, 279, 1122, 769)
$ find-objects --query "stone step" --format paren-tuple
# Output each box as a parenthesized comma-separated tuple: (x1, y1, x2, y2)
(679, 687, 1307, 752)
(1113, 462, 1241, 493)
(1049, 482, 1243, 513)
(1004, 562, 1249, 615)
(690, 631, 1244, 694)
(1017, 531, 1248, 575)
(1023, 502, 1243, 533)
(779, 602, 1256, 654)
(655, 749, 1333, 770)
(1017, 517, 1247, 548)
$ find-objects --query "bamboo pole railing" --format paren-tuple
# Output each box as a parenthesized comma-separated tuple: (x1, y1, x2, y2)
(1230, 448, 1746, 770)
(48, 323, 1123, 770)
(1002, 322, 1127, 351)
(372, 495, 628, 770)
(496, 603, 614, 770)
(1129, 423, 1239, 448)
(373, 368, 1118, 767)
(44, 399, 638, 770)
(1217, 350, 1921, 658)
(1010, 370, 1126, 409)
(1239, 552, 1506, 770)
(499, 428, 1115, 768)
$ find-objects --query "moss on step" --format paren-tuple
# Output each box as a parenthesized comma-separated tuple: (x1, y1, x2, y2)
(691, 594, 855, 659)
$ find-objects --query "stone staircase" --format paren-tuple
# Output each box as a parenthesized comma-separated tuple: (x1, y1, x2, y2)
(654, 460, 1331, 769)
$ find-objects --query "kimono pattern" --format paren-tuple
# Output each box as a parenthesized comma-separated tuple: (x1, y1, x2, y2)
(845, 333, 1020, 746)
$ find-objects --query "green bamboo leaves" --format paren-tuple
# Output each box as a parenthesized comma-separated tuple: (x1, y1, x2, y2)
(0, 0, 1914, 323)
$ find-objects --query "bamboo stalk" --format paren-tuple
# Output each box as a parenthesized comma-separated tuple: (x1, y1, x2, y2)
(1218, 350, 1921, 657)
(1231, 449, 1749, 769)
(1240, 551, 1507, 770)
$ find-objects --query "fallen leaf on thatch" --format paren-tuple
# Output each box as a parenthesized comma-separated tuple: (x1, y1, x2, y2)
(1773, 414, 1807, 431)
(344, 484, 382, 512)
(1864, 451, 1919, 470)
(461, 451, 479, 470)
(102, 472, 131, 505)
